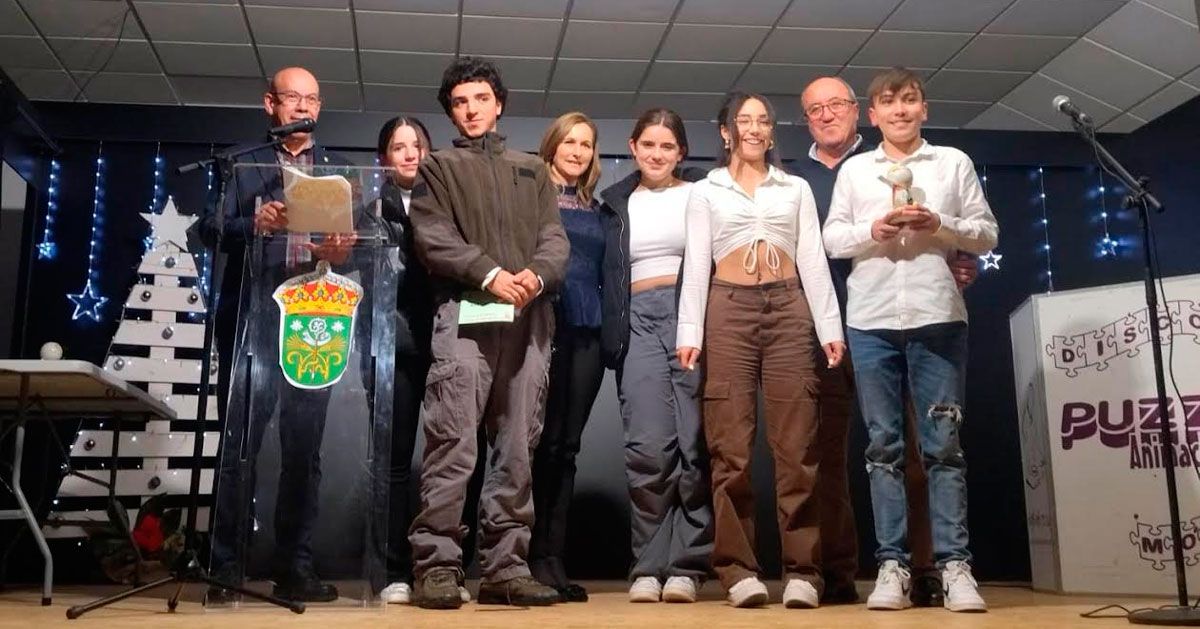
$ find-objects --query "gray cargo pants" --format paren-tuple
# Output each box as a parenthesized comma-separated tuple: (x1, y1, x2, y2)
(409, 296, 554, 583)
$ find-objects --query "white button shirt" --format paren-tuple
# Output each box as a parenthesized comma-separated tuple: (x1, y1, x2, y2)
(677, 165, 844, 350)
(822, 140, 999, 331)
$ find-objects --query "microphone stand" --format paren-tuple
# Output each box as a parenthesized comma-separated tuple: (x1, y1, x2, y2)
(1065, 119, 1195, 625)
(66, 137, 303, 618)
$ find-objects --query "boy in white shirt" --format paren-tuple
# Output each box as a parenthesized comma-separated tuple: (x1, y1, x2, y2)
(822, 67, 998, 613)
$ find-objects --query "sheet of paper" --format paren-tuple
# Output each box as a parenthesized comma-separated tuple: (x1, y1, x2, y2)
(282, 166, 354, 233)
(458, 296, 515, 325)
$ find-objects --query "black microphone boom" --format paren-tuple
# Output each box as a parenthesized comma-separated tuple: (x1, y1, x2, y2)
(268, 118, 316, 137)
(1052, 95, 1092, 126)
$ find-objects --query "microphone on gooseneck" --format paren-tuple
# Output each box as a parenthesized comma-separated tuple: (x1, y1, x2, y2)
(268, 118, 316, 137)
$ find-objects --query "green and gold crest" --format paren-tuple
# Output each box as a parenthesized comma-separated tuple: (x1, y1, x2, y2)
(272, 260, 363, 389)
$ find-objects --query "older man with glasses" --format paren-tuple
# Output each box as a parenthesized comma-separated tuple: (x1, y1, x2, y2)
(790, 76, 979, 608)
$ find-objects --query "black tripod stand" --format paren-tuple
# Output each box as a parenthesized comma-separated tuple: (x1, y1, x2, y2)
(1066, 117, 1199, 626)
(65, 139, 304, 619)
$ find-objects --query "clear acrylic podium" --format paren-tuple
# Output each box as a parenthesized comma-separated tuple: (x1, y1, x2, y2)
(208, 163, 397, 609)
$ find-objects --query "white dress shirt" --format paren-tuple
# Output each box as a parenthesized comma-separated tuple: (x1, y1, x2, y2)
(822, 140, 999, 331)
(677, 165, 844, 350)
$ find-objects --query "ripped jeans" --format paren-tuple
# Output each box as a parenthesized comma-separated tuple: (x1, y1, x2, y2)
(846, 322, 971, 568)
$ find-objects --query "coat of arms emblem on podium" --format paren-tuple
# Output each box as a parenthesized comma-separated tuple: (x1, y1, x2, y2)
(272, 260, 363, 389)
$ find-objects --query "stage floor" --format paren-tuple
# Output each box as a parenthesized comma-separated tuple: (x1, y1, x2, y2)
(0, 580, 1172, 628)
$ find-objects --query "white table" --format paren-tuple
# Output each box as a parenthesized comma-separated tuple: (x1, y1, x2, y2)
(0, 360, 175, 605)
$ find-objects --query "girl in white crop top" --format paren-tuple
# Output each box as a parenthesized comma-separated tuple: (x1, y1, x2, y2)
(627, 182, 693, 283)
(674, 93, 844, 609)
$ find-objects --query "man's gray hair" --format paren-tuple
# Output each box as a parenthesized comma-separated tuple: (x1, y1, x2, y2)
(801, 76, 857, 107)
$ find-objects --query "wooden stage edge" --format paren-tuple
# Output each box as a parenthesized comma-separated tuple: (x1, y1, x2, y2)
(0, 580, 1179, 628)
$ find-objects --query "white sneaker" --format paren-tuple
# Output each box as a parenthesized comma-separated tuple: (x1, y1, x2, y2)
(942, 561, 987, 612)
(459, 585, 471, 603)
(782, 579, 819, 609)
(380, 581, 410, 604)
(867, 560, 912, 611)
(629, 576, 662, 603)
(727, 576, 768, 608)
(662, 576, 697, 603)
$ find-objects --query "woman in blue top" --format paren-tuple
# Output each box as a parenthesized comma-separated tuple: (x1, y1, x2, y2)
(529, 112, 605, 603)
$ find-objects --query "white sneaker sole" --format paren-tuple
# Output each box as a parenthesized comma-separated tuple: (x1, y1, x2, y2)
(728, 580, 769, 609)
(945, 599, 988, 613)
(629, 589, 661, 603)
(662, 588, 696, 603)
(867, 595, 913, 611)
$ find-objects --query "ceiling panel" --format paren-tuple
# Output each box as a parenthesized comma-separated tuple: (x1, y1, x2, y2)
(459, 16, 561, 57)
(657, 24, 769, 62)
(1140, 0, 1198, 25)
(1129, 80, 1200, 120)
(1040, 38, 1172, 110)
(486, 56, 554, 91)
(47, 38, 159, 74)
(171, 76, 264, 107)
(882, 0, 1012, 32)
(317, 80, 361, 110)
(552, 59, 648, 91)
(642, 61, 742, 93)
(1099, 112, 1147, 132)
(135, 2, 250, 44)
(463, 0, 567, 18)
(925, 69, 1032, 102)
(675, 0, 791, 26)
(0, 36, 60, 70)
(544, 91, 634, 118)
(946, 34, 1075, 71)
(0, 0, 35, 36)
(838, 66, 936, 95)
(851, 30, 973, 67)
(568, 0, 677, 23)
(257, 46, 358, 83)
(245, 6, 353, 48)
(246, 0, 347, 7)
(559, 20, 666, 60)
(80, 72, 177, 105)
(778, 0, 904, 29)
(23, 0, 139, 39)
(501, 89, 546, 116)
(634, 92, 725, 120)
(155, 43, 262, 78)
(924, 100, 991, 128)
(757, 27, 874, 65)
(1001, 72, 1123, 130)
(7, 68, 78, 101)
(964, 102, 1055, 131)
(356, 12, 457, 53)
(735, 63, 842, 94)
(352, 0, 457, 13)
(363, 83, 439, 112)
(1182, 66, 1200, 88)
(1089, 0, 1200, 78)
(359, 51, 452, 85)
(986, 0, 1127, 36)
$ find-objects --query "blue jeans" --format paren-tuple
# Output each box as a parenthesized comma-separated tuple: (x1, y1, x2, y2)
(847, 322, 971, 568)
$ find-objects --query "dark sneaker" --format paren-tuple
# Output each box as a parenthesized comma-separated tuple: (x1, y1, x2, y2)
(478, 576, 560, 606)
(414, 568, 464, 610)
(557, 583, 589, 603)
(910, 572, 944, 607)
(820, 580, 859, 605)
(272, 569, 338, 603)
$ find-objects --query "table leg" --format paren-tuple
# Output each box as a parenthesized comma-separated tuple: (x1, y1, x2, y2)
(12, 374, 53, 605)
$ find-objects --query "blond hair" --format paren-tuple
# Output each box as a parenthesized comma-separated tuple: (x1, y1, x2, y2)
(538, 111, 601, 205)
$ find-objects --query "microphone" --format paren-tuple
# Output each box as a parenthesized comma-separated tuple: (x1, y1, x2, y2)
(1052, 96, 1092, 126)
(268, 118, 316, 137)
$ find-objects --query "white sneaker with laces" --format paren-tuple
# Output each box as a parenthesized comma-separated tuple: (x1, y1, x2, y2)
(380, 581, 410, 604)
(629, 576, 662, 603)
(942, 561, 987, 612)
(782, 579, 819, 609)
(867, 560, 912, 611)
(662, 576, 697, 603)
(727, 576, 769, 608)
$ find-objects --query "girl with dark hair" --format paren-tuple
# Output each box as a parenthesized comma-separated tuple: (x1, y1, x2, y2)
(375, 115, 438, 605)
(528, 112, 604, 603)
(598, 108, 714, 605)
(676, 92, 845, 609)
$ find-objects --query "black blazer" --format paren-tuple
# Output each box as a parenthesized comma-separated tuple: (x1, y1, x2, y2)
(597, 166, 709, 369)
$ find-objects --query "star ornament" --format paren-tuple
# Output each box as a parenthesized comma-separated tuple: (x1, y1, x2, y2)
(141, 196, 197, 252)
(979, 251, 1003, 271)
(36, 241, 57, 260)
(68, 279, 109, 321)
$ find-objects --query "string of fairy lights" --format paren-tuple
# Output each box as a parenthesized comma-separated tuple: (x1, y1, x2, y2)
(66, 143, 109, 321)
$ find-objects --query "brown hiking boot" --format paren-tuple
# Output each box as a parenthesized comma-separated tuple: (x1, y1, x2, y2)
(477, 575, 560, 606)
(414, 567, 463, 609)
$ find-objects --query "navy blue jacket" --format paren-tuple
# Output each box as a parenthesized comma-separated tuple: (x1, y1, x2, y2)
(598, 166, 709, 369)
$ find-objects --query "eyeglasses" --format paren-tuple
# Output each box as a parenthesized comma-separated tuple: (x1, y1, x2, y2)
(734, 116, 773, 129)
(272, 91, 323, 107)
(805, 98, 855, 119)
